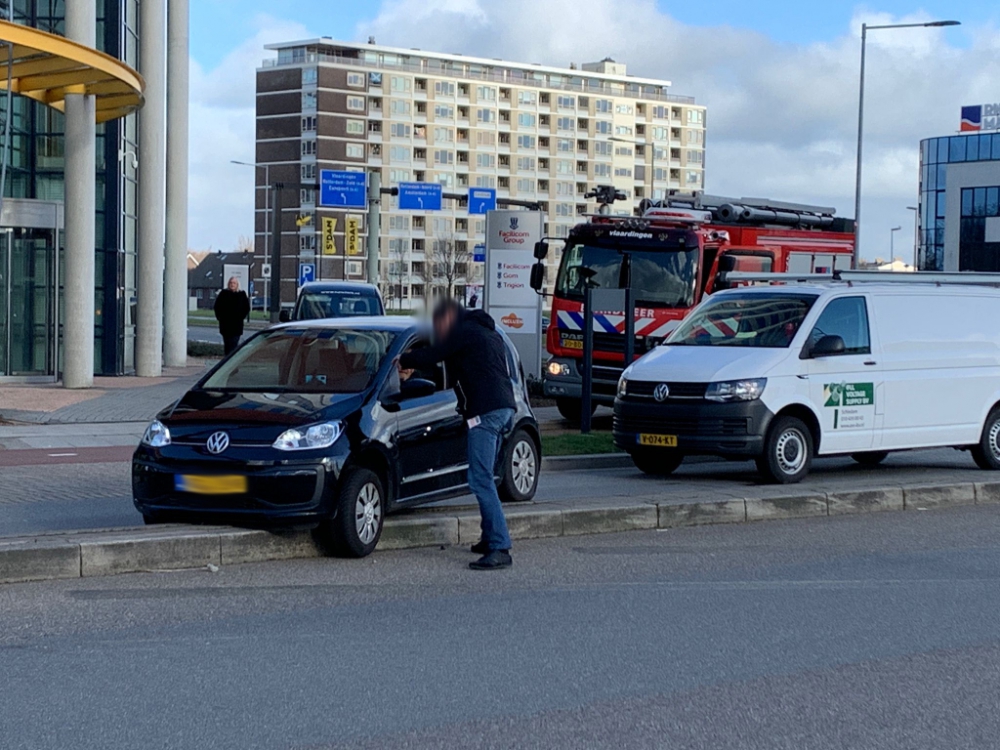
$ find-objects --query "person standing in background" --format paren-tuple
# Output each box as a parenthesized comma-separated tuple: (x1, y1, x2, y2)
(214, 277, 250, 355)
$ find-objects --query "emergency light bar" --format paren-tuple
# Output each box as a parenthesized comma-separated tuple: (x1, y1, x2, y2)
(725, 271, 1000, 286)
(642, 207, 713, 224)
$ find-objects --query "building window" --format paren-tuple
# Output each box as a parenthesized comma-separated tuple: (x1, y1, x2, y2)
(517, 135, 536, 149)
(390, 123, 411, 137)
(389, 215, 411, 231)
(595, 99, 612, 113)
(615, 104, 634, 115)
(614, 125, 633, 136)
(556, 117, 574, 132)
(390, 76, 411, 93)
(302, 163, 316, 180)
(652, 126, 669, 141)
(390, 145, 411, 162)
(345, 119, 365, 135)
(687, 110, 704, 124)
(594, 141, 612, 156)
(518, 113, 537, 128)
(651, 105, 667, 119)
(347, 72, 365, 88)
(434, 104, 454, 119)
(557, 138, 573, 152)
(389, 169, 411, 183)
(476, 86, 497, 101)
(516, 178, 535, 193)
(346, 95, 366, 112)
(476, 153, 496, 168)
(390, 100, 411, 116)
(615, 146, 633, 157)
(301, 115, 317, 133)
(436, 173, 455, 188)
(594, 163, 611, 177)
(346, 143, 364, 159)
(434, 149, 454, 165)
(517, 157, 536, 170)
(434, 127, 454, 143)
(614, 167, 632, 177)
(302, 91, 317, 111)
(518, 91, 537, 105)
(477, 109, 495, 123)
(475, 175, 497, 188)
(300, 188, 316, 204)
(688, 130, 703, 145)
(686, 170, 702, 186)
(557, 95, 576, 109)
(595, 121, 612, 135)
(687, 150, 703, 164)
(301, 139, 317, 156)
(476, 131, 496, 146)
(302, 68, 317, 85)
(435, 81, 455, 96)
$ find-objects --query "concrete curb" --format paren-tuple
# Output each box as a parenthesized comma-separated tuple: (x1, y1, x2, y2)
(541, 453, 631, 472)
(1, 479, 995, 585)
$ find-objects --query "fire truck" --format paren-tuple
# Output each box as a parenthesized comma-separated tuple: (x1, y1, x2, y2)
(532, 192, 856, 421)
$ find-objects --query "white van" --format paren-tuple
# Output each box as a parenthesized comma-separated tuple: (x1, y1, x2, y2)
(613, 283, 1000, 483)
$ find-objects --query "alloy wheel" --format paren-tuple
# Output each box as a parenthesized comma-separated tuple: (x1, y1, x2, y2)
(354, 482, 382, 545)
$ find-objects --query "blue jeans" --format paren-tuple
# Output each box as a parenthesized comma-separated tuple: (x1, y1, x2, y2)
(467, 408, 514, 552)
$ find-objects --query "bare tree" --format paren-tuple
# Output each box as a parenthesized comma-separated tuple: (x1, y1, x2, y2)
(429, 234, 468, 301)
(235, 234, 254, 255)
(388, 239, 408, 310)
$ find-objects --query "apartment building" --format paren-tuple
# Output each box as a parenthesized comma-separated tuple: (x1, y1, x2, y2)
(255, 39, 706, 307)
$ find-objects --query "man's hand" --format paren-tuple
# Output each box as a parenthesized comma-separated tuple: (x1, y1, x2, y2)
(394, 357, 414, 382)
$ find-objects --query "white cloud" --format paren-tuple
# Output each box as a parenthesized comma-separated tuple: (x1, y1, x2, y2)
(188, 15, 313, 252)
(353, 0, 1000, 261)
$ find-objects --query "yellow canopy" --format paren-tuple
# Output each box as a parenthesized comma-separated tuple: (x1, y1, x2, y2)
(0, 19, 144, 123)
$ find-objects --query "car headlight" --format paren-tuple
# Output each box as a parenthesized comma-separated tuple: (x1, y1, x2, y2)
(617, 376, 628, 398)
(272, 421, 344, 451)
(547, 360, 571, 377)
(141, 420, 171, 448)
(704, 378, 767, 403)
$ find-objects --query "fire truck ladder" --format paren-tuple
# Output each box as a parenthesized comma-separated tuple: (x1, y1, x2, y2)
(642, 192, 847, 230)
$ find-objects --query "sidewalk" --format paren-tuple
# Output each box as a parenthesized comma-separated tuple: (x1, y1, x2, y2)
(0, 361, 211, 426)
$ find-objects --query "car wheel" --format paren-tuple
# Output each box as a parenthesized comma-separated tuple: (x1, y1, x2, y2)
(556, 397, 596, 423)
(499, 429, 540, 503)
(971, 409, 1000, 470)
(631, 449, 683, 476)
(851, 451, 889, 466)
(323, 467, 385, 558)
(757, 416, 813, 484)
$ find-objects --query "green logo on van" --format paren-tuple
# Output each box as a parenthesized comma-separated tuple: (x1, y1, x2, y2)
(824, 382, 874, 408)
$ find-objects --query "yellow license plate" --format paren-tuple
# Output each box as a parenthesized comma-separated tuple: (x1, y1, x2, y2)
(561, 337, 583, 350)
(175, 475, 248, 495)
(638, 434, 678, 447)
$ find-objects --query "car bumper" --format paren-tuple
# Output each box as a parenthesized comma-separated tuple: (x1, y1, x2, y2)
(543, 358, 619, 406)
(132, 445, 347, 525)
(613, 398, 774, 457)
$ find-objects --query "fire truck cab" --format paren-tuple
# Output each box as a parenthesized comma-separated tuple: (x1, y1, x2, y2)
(537, 193, 856, 421)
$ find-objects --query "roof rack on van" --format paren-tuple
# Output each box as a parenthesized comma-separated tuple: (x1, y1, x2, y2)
(726, 271, 1000, 287)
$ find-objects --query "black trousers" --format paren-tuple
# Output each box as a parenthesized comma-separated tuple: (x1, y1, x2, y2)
(222, 334, 241, 355)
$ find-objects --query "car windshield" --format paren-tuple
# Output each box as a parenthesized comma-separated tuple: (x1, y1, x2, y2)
(555, 243, 699, 308)
(668, 293, 818, 348)
(201, 328, 397, 393)
(294, 291, 381, 320)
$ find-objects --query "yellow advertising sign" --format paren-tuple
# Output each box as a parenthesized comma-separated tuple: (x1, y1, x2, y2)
(346, 217, 361, 256)
(322, 217, 337, 255)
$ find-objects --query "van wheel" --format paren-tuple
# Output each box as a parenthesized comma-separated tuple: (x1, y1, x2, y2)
(320, 467, 384, 558)
(499, 429, 540, 503)
(757, 416, 813, 484)
(851, 451, 888, 466)
(631, 449, 683, 477)
(971, 409, 1000, 470)
(556, 398, 596, 423)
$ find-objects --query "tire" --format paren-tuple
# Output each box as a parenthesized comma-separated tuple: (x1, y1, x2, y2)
(971, 408, 1000, 470)
(851, 451, 888, 466)
(499, 428, 540, 503)
(756, 416, 813, 484)
(321, 467, 385, 558)
(631, 449, 683, 477)
(556, 397, 597, 423)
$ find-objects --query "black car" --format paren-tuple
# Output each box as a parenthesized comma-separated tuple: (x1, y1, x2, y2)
(132, 317, 540, 557)
(280, 281, 385, 322)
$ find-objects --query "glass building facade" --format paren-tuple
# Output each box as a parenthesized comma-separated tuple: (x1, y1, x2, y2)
(918, 132, 1000, 271)
(0, 0, 139, 377)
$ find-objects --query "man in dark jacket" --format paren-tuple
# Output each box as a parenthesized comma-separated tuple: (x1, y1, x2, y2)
(214, 277, 251, 355)
(399, 299, 516, 570)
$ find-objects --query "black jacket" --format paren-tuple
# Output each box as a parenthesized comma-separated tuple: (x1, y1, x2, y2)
(399, 309, 516, 419)
(214, 289, 250, 336)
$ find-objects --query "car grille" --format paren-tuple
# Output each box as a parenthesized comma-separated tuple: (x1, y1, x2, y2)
(613, 414, 749, 436)
(623, 381, 709, 400)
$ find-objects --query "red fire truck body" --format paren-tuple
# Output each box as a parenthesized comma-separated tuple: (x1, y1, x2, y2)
(542, 196, 855, 420)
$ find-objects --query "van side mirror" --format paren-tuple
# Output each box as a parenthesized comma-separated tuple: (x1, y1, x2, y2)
(530, 261, 546, 291)
(278, 309, 290, 323)
(809, 335, 845, 358)
(533, 240, 549, 260)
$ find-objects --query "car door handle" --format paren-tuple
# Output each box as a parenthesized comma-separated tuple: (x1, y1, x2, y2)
(864, 361, 877, 366)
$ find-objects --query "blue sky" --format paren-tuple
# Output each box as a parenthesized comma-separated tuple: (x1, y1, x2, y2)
(189, 1, 1000, 261)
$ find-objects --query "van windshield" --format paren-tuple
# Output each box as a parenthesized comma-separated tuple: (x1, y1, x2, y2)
(669, 293, 818, 348)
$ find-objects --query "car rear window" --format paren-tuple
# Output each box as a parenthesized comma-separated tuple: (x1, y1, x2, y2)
(294, 291, 382, 319)
(202, 328, 397, 393)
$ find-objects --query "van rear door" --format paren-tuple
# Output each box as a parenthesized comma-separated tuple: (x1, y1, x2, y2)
(799, 295, 879, 454)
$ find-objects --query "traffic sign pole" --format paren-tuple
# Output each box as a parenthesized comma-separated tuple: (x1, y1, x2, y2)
(366, 171, 381, 285)
(268, 183, 283, 324)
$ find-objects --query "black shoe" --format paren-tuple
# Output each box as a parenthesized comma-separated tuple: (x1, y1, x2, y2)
(469, 550, 512, 570)
(470, 539, 490, 555)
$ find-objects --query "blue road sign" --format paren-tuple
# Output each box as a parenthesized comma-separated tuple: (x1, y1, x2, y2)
(298, 263, 316, 287)
(319, 170, 367, 208)
(473, 243, 486, 263)
(398, 182, 443, 211)
(468, 187, 497, 215)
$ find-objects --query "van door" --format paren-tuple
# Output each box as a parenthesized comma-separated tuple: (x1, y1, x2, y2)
(800, 295, 879, 454)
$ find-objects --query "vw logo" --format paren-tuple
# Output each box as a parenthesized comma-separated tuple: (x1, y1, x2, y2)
(653, 383, 671, 402)
(205, 431, 230, 455)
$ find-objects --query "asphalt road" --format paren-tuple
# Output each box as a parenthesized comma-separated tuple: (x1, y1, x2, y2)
(188, 324, 222, 343)
(4, 505, 1000, 749)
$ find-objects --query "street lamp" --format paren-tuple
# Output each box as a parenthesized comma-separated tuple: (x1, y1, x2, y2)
(231, 159, 270, 303)
(889, 226, 902, 264)
(906, 206, 919, 269)
(853, 18, 960, 266)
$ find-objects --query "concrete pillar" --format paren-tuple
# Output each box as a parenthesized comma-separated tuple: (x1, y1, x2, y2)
(163, 0, 189, 367)
(136, 0, 167, 377)
(62, 0, 97, 388)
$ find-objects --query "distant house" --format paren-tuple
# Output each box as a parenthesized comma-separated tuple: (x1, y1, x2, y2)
(186, 250, 210, 270)
(188, 251, 255, 310)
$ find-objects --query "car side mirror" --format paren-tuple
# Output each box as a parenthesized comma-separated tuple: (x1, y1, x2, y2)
(398, 378, 437, 400)
(278, 310, 290, 323)
(530, 261, 546, 291)
(533, 240, 549, 260)
(809, 334, 846, 358)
